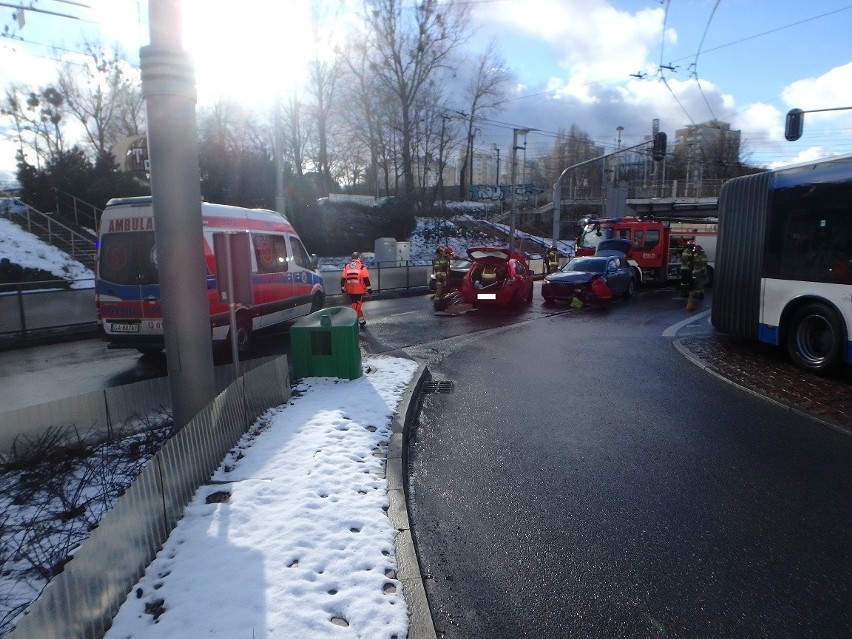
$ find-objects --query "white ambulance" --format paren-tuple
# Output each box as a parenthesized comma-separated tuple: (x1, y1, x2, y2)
(96, 196, 325, 354)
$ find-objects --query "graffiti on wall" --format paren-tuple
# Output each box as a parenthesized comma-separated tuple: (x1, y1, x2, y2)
(469, 184, 541, 206)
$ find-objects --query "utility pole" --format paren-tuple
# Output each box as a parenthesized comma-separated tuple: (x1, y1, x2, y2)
(274, 95, 286, 214)
(510, 128, 532, 253)
(615, 125, 623, 184)
(493, 144, 500, 186)
(141, 0, 216, 428)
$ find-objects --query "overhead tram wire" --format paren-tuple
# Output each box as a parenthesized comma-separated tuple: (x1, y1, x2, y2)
(691, 0, 721, 123)
(665, 3, 852, 67)
(657, 0, 697, 126)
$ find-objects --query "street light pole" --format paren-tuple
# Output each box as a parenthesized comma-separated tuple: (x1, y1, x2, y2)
(141, 0, 215, 428)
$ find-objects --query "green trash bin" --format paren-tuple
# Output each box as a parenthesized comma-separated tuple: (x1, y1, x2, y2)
(290, 306, 362, 380)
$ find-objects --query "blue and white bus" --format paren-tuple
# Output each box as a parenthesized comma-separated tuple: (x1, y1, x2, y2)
(712, 155, 852, 375)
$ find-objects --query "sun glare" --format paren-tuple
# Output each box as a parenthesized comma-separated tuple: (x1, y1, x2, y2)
(179, 0, 343, 107)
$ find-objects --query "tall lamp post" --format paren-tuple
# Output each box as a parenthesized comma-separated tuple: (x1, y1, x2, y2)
(141, 0, 215, 428)
(615, 125, 623, 183)
(509, 127, 532, 253)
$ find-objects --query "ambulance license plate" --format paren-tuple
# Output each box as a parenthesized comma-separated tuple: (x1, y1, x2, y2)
(110, 322, 140, 333)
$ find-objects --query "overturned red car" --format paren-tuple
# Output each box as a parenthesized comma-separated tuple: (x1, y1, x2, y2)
(459, 246, 534, 308)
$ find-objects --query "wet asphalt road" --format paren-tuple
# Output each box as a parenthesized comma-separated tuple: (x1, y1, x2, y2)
(400, 288, 851, 639)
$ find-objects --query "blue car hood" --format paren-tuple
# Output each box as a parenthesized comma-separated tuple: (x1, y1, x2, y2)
(546, 271, 595, 285)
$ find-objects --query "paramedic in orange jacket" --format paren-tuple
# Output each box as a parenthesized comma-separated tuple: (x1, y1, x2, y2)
(341, 252, 372, 328)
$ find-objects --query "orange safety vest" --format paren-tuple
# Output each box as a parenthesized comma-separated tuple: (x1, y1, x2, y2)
(342, 259, 369, 295)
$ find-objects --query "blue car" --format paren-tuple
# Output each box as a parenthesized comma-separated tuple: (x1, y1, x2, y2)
(542, 255, 635, 306)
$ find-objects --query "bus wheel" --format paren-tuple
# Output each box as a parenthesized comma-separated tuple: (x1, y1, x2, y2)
(235, 314, 253, 354)
(785, 302, 845, 375)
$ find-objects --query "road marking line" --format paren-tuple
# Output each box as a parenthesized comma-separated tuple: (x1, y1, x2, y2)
(662, 309, 711, 337)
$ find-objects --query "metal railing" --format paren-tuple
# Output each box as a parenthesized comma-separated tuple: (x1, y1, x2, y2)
(1, 204, 97, 269)
(5, 356, 290, 639)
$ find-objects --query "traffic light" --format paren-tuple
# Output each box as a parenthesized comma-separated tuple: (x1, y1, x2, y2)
(652, 132, 667, 161)
(785, 108, 804, 141)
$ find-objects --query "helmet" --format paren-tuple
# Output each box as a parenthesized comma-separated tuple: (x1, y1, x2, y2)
(444, 247, 453, 256)
(693, 244, 704, 252)
(686, 240, 696, 248)
(351, 251, 360, 260)
(551, 244, 557, 250)
(436, 245, 445, 254)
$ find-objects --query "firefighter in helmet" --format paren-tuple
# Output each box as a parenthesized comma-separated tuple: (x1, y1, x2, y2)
(685, 243, 708, 311)
(341, 252, 372, 328)
(545, 244, 560, 275)
(432, 245, 450, 302)
(680, 240, 696, 297)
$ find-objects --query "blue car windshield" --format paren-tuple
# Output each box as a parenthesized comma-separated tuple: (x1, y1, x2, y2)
(564, 258, 606, 273)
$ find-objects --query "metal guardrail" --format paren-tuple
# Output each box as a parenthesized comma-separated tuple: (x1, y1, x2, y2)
(5, 355, 291, 639)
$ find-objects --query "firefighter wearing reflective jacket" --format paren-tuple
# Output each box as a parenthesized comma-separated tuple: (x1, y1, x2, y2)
(680, 241, 696, 297)
(685, 244, 707, 311)
(432, 246, 450, 301)
(341, 252, 372, 327)
(546, 245, 560, 274)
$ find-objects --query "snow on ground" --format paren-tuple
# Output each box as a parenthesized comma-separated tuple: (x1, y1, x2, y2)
(103, 357, 418, 639)
(0, 217, 94, 288)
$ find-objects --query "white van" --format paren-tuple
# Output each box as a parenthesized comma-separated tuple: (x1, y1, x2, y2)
(96, 196, 325, 354)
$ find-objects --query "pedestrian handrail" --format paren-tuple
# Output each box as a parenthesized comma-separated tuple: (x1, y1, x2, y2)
(51, 187, 103, 231)
(1, 203, 97, 268)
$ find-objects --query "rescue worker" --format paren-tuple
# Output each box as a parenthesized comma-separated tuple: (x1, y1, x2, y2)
(685, 243, 707, 311)
(545, 244, 560, 274)
(432, 245, 450, 302)
(341, 252, 372, 328)
(680, 241, 696, 297)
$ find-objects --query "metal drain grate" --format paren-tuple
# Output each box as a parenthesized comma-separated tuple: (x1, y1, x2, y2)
(422, 380, 455, 394)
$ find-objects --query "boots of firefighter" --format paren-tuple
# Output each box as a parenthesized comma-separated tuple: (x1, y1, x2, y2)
(685, 293, 696, 311)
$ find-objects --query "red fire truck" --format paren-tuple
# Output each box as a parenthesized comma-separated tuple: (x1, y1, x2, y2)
(575, 216, 718, 285)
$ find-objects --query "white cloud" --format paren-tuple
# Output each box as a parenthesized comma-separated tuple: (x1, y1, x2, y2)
(484, 0, 666, 89)
(782, 62, 852, 114)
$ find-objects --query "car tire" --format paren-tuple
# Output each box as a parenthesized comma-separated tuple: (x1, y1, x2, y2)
(542, 295, 553, 305)
(785, 302, 845, 375)
(310, 290, 325, 313)
(623, 277, 635, 299)
(234, 313, 253, 355)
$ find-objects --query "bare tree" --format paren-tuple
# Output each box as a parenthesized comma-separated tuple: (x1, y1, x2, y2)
(304, 2, 343, 181)
(338, 37, 396, 196)
(1, 84, 66, 167)
(360, 0, 471, 205)
(56, 41, 139, 160)
(458, 41, 511, 200)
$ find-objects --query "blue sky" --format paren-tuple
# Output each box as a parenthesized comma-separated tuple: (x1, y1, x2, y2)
(1, 0, 851, 183)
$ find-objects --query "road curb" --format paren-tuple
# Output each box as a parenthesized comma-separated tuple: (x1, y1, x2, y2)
(387, 360, 437, 639)
(672, 337, 851, 437)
